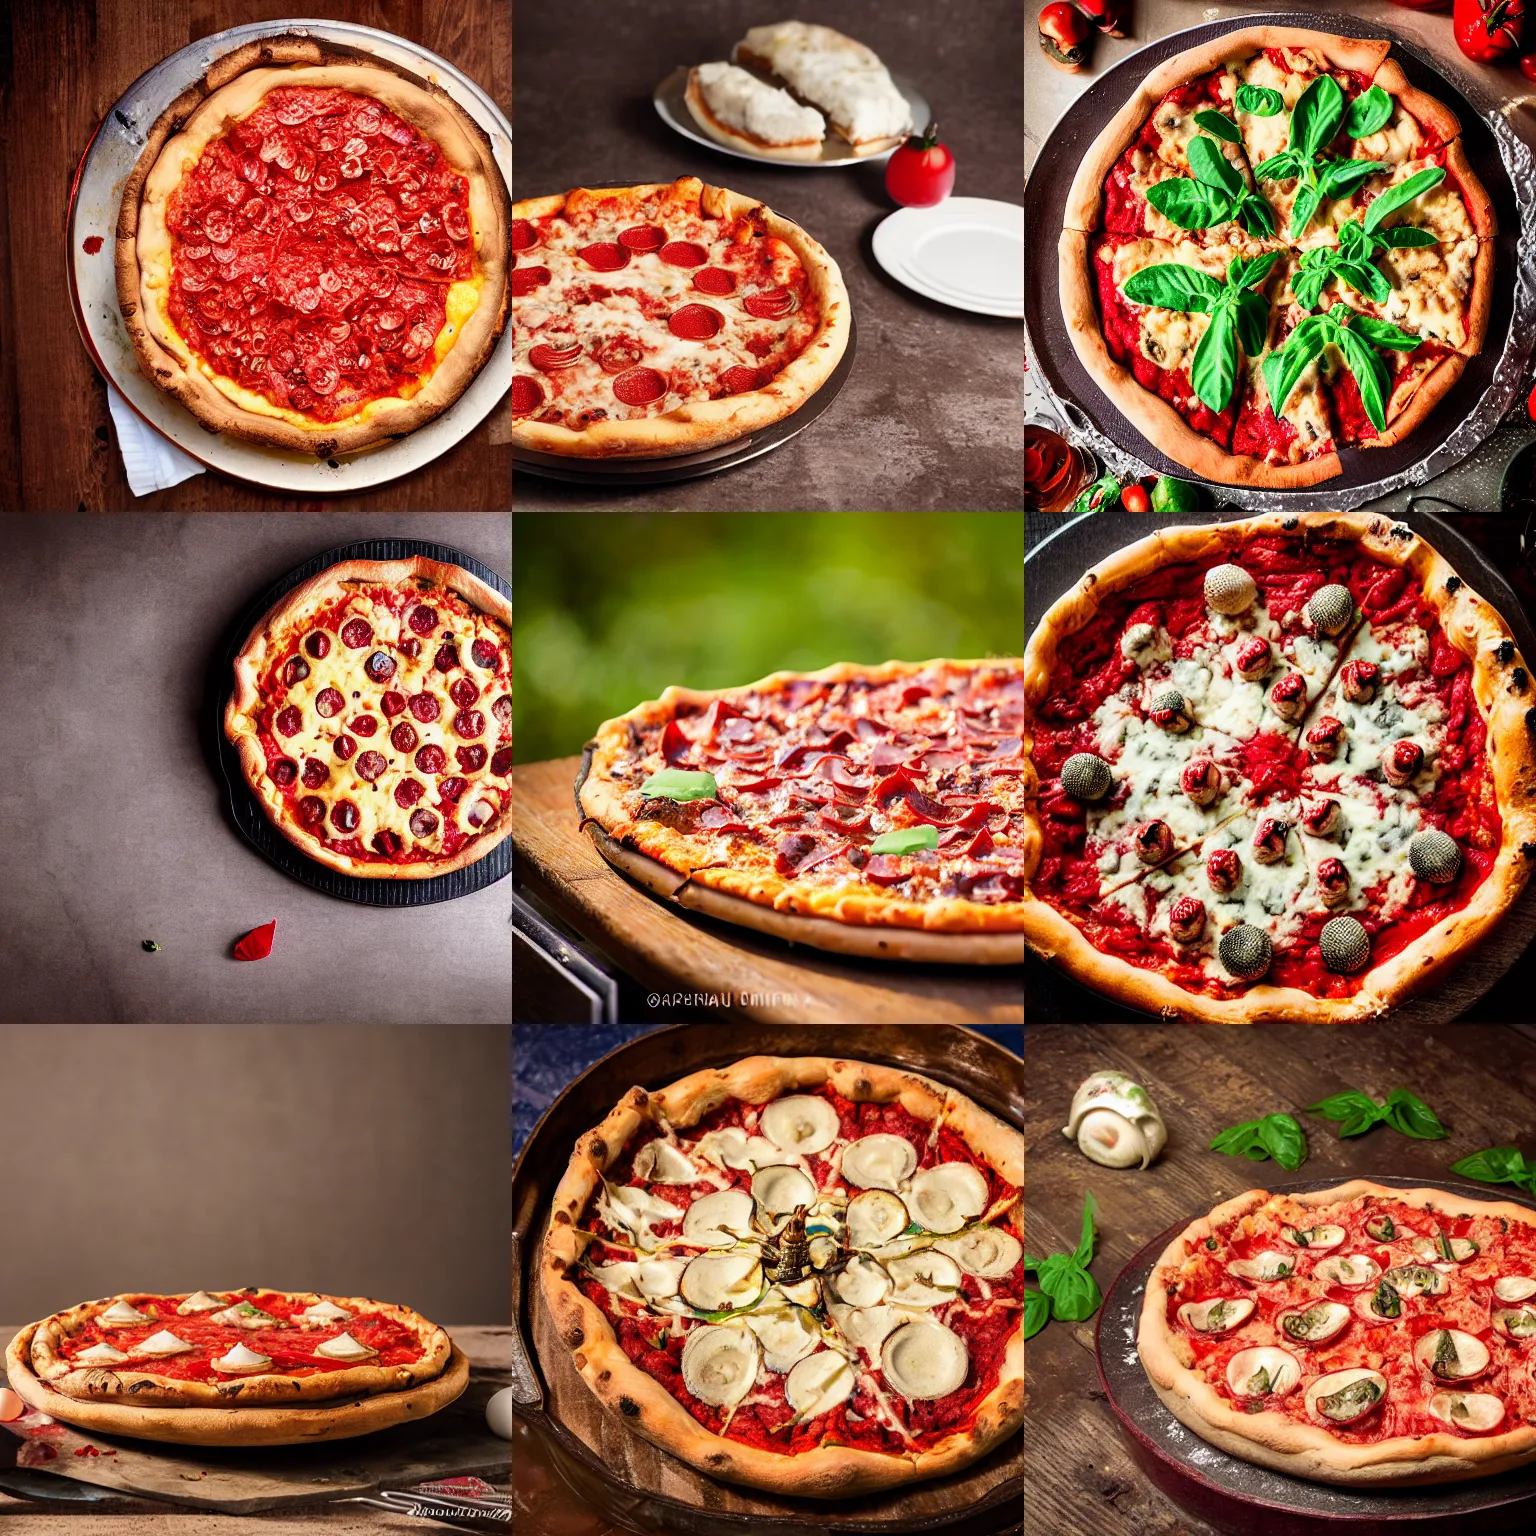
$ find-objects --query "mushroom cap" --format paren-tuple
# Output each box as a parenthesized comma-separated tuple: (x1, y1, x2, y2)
(1219, 923, 1273, 980)
(1306, 584, 1355, 636)
(1061, 752, 1113, 802)
(1204, 563, 1257, 615)
(1408, 829, 1462, 884)
(1319, 916, 1370, 975)
(1149, 688, 1186, 716)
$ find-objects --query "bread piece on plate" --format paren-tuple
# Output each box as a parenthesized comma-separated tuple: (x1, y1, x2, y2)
(685, 62, 826, 160)
(733, 21, 913, 155)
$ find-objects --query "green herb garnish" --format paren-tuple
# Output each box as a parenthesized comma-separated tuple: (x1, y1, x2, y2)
(1024, 1192, 1103, 1336)
(869, 826, 939, 855)
(1209, 1112, 1308, 1171)
(1305, 1086, 1447, 1141)
(639, 768, 719, 802)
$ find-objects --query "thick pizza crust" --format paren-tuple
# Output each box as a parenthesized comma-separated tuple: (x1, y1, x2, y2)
(539, 1056, 1024, 1497)
(1020, 511, 1536, 1023)
(578, 658, 1027, 944)
(116, 34, 510, 457)
(224, 555, 512, 880)
(1138, 1181, 1536, 1484)
(24, 1290, 452, 1408)
(684, 71, 825, 162)
(510, 177, 850, 459)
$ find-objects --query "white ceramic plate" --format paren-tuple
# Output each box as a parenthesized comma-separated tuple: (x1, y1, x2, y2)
(68, 19, 512, 495)
(872, 197, 1024, 318)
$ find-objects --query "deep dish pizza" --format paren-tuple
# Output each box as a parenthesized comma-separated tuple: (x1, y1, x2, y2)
(116, 34, 511, 457)
(1021, 512, 1536, 1021)
(225, 555, 512, 879)
(510, 176, 850, 458)
(1139, 1180, 1536, 1485)
(577, 659, 1026, 963)
(1059, 26, 1495, 487)
(540, 1055, 1023, 1497)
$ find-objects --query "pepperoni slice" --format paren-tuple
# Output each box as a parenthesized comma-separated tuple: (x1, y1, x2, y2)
(456, 744, 488, 772)
(330, 799, 360, 833)
(398, 638, 421, 660)
(394, 778, 426, 808)
(744, 288, 798, 320)
(381, 690, 407, 718)
(454, 710, 486, 740)
(283, 656, 310, 687)
(410, 693, 442, 723)
(720, 364, 770, 395)
(297, 795, 327, 828)
(275, 705, 303, 737)
(409, 809, 439, 838)
(511, 218, 538, 251)
(316, 689, 347, 719)
(492, 693, 513, 726)
(305, 632, 331, 659)
(597, 338, 645, 374)
(669, 303, 723, 341)
(492, 747, 514, 776)
(659, 241, 707, 268)
(301, 758, 329, 789)
(530, 342, 583, 372)
(450, 678, 481, 708)
(356, 750, 388, 782)
(350, 714, 378, 737)
(270, 758, 298, 787)
(613, 367, 667, 407)
(434, 641, 460, 673)
(365, 650, 397, 682)
(416, 744, 448, 774)
(511, 374, 547, 416)
(577, 242, 630, 272)
(372, 829, 404, 857)
(693, 267, 737, 296)
(391, 722, 419, 753)
(619, 224, 666, 253)
(340, 618, 373, 649)
(439, 775, 469, 803)
(511, 266, 552, 297)
(471, 639, 500, 670)
(408, 604, 439, 637)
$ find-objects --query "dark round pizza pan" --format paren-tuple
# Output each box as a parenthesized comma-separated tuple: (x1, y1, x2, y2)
(206, 539, 511, 907)
(1095, 1174, 1536, 1533)
(509, 1023, 1023, 1535)
(1022, 503, 1536, 1023)
(1023, 12, 1531, 509)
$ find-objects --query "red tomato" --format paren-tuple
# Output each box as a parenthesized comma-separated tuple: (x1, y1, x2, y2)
(1454, 0, 1523, 62)
(1075, 0, 1130, 34)
(885, 124, 956, 207)
(1121, 483, 1151, 514)
(1039, 2, 1092, 71)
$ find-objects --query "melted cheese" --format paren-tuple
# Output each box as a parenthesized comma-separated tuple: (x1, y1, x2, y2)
(1108, 238, 1233, 373)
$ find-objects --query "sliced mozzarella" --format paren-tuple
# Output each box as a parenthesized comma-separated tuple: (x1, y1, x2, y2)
(97, 1300, 150, 1328)
(1313, 1255, 1380, 1289)
(840, 1133, 917, 1192)
(1277, 1302, 1350, 1346)
(315, 1331, 378, 1362)
(680, 1324, 758, 1407)
(213, 1343, 272, 1375)
(785, 1348, 857, 1417)
(694, 1126, 799, 1172)
(1305, 1368, 1386, 1425)
(1493, 1305, 1536, 1341)
(846, 1190, 909, 1250)
(1177, 1297, 1254, 1335)
(76, 1342, 130, 1366)
(299, 1300, 353, 1326)
(830, 1302, 905, 1357)
(1411, 1234, 1478, 1264)
(635, 1258, 688, 1301)
(134, 1330, 194, 1358)
(1227, 1251, 1294, 1283)
(1428, 1390, 1505, 1434)
(1381, 1264, 1446, 1298)
(683, 1188, 756, 1249)
(906, 1164, 989, 1235)
(1414, 1329, 1489, 1381)
(633, 1139, 704, 1185)
(833, 1254, 892, 1308)
(212, 1302, 277, 1329)
(809, 1235, 839, 1270)
(680, 1252, 764, 1313)
(744, 1304, 821, 1372)
(1282, 1224, 1346, 1251)
(935, 1226, 1024, 1279)
(886, 1251, 964, 1308)
(176, 1291, 226, 1316)
(881, 1321, 969, 1400)
(1226, 1346, 1301, 1398)
(760, 1096, 840, 1156)
(751, 1164, 817, 1224)
(598, 1184, 686, 1243)
(588, 1261, 643, 1301)
(1494, 1276, 1536, 1304)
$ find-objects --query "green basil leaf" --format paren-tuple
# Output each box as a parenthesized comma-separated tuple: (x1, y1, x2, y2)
(1232, 250, 1282, 290)
(1345, 85, 1393, 139)
(1256, 1113, 1308, 1172)
(1337, 219, 1367, 254)
(1237, 193, 1276, 238)
(1255, 149, 1302, 182)
(1194, 110, 1242, 145)
(640, 768, 719, 801)
(1291, 264, 1330, 312)
(1024, 1288, 1050, 1339)
(1335, 260, 1390, 304)
(1377, 224, 1439, 248)
(1210, 1119, 1263, 1157)
(1074, 1190, 1099, 1268)
(1347, 313, 1419, 350)
(1383, 1089, 1447, 1141)
(1338, 1110, 1380, 1138)
(1320, 157, 1387, 199)
(1188, 134, 1243, 198)
(1039, 1259, 1103, 1323)
(1122, 262, 1224, 312)
(1335, 324, 1391, 432)
(1190, 305, 1238, 413)
(1237, 83, 1283, 117)
(1288, 183, 1325, 240)
(1364, 165, 1447, 233)
(1305, 1090, 1380, 1123)
(1293, 75, 1345, 160)
(1263, 318, 1327, 414)
(1234, 289, 1269, 356)
(1147, 177, 1235, 231)
(869, 826, 939, 855)
(1449, 1147, 1532, 1187)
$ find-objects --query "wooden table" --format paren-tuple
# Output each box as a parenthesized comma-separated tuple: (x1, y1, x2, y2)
(0, 0, 510, 512)
(513, 758, 1024, 1023)
(1024, 1022, 1536, 1536)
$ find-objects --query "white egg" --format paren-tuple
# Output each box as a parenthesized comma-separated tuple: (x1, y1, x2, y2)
(485, 1384, 513, 1441)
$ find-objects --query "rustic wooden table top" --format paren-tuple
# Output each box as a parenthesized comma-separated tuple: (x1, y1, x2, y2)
(512, 757, 1025, 1024)
(1024, 1021, 1536, 1536)
(0, 0, 511, 512)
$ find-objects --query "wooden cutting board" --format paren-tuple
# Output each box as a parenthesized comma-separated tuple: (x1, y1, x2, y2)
(0, 1326, 510, 1514)
(513, 758, 1024, 1024)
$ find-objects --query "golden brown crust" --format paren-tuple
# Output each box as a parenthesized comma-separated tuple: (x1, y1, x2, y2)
(539, 1056, 1023, 1497)
(116, 34, 510, 458)
(1352, 353, 1467, 450)
(1443, 138, 1498, 241)
(1371, 61, 1463, 158)
(510, 177, 849, 459)
(224, 556, 512, 880)
(1020, 511, 1536, 1023)
(1138, 1181, 1536, 1484)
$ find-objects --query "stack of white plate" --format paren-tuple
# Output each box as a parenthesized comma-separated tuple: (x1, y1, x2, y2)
(872, 198, 1023, 319)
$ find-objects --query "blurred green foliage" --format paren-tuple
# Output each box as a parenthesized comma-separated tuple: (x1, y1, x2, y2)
(514, 512, 1024, 763)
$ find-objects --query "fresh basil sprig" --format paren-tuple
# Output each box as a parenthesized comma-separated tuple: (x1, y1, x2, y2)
(1262, 303, 1417, 433)
(1345, 84, 1393, 140)
(1254, 75, 1386, 237)
(1448, 1147, 1536, 1198)
(1305, 1087, 1447, 1140)
(1236, 83, 1283, 117)
(1146, 131, 1276, 238)
(1121, 251, 1280, 412)
(1023, 1191, 1103, 1338)
(1210, 1112, 1308, 1172)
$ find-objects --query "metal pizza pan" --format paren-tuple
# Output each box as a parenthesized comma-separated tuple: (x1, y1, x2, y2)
(510, 1023, 1023, 1535)
(207, 539, 511, 907)
(1022, 504, 1536, 1023)
(1023, 12, 1536, 512)
(66, 19, 511, 496)
(1095, 1175, 1536, 1533)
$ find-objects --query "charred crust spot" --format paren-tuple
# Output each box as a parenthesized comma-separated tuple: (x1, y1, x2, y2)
(853, 1076, 872, 1096)
(1496, 639, 1516, 665)
(1512, 667, 1529, 693)
(127, 1380, 158, 1394)
(1526, 707, 1536, 736)
(587, 1135, 607, 1161)
(315, 438, 339, 458)
(1390, 524, 1411, 540)
(705, 1451, 731, 1465)
(552, 1209, 571, 1226)
(566, 1327, 585, 1348)
(619, 1396, 641, 1418)
(1446, 576, 1463, 594)
(1523, 842, 1536, 859)
(1282, 517, 1299, 530)
(598, 1369, 611, 1383)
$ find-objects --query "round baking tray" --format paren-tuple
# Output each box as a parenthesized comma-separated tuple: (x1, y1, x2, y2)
(651, 65, 929, 168)
(1096, 1176, 1536, 1533)
(509, 1024, 1023, 1535)
(512, 314, 857, 487)
(67, 19, 512, 496)
(1022, 12, 1536, 511)
(208, 539, 512, 907)
(1022, 505, 1536, 1023)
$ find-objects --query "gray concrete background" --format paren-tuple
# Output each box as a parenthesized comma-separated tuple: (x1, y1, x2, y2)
(0, 514, 511, 1024)
(513, 0, 1024, 512)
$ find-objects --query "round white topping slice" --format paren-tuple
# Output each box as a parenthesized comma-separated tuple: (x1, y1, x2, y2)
(681, 1325, 759, 1407)
(1313, 1255, 1381, 1289)
(886, 1251, 965, 1308)
(315, 1331, 378, 1362)
(745, 1304, 822, 1373)
(1305, 1368, 1387, 1425)
(134, 1330, 194, 1358)
(840, 1134, 918, 1192)
(1494, 1305, 1536, 1341)
(831, 1302, 905, 1357)
(601, 1184, 686, 1239)
(299, 1300, 353, 1326)
(1380, 1264, 1446, 1298)
(751, 1165, 817, 1226)
(785, 1349, 856, 1418)
(1177, 1298, 1255, 1335)
(907, 1163, 989, 1235)
(1226, 1347, 1301, 1399)
(635, 1258, 688, 1301)
(1278, 1302, 1350, 1347)
(1494, 1276, 1536, 1304)
(1415, 1329, 1490, 1381)
(1428, 1390, 1505, 1434)
(760, 1096, 841, 1156)
(213, 1343, 272, 1375)
(833, 1254, 893, 1308)
(97, 1300, 150, 1328)
(680, 1252, 764, 1313)
(633, 1139, 703, 1185)
(176, 1291, 225, 1316)
(881, 1321, 969, 1401)
(846, 1190, 909, 1251)
(76, 1342, 130, 1366)
(683, 1189, 757, 1249)
(1282, 1225, 1346, 1251)
(1411, 1234, 1479, 1264)
(694, 1126, 798, 1172)
(1227, 1251, 1294, 1283)
(212, 1302, 277, 1329)
(935, 1225, 1024, 1278)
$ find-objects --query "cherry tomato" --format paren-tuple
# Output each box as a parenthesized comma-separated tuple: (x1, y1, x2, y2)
(1121, 483, 1152, 514)
(1039, 3, 1092, 72)
(1075, 0, 1130, 35)
(1454, 0, 1523, 63)
(885, 123, 956, 208)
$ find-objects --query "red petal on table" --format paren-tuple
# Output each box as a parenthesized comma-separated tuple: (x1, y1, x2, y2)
(234, 921, 277, 962)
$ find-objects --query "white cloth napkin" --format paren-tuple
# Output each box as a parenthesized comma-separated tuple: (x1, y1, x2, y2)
(107, 384, 205, 496)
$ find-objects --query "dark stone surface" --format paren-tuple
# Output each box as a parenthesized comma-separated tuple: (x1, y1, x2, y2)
(513, 0, 1024, 512)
